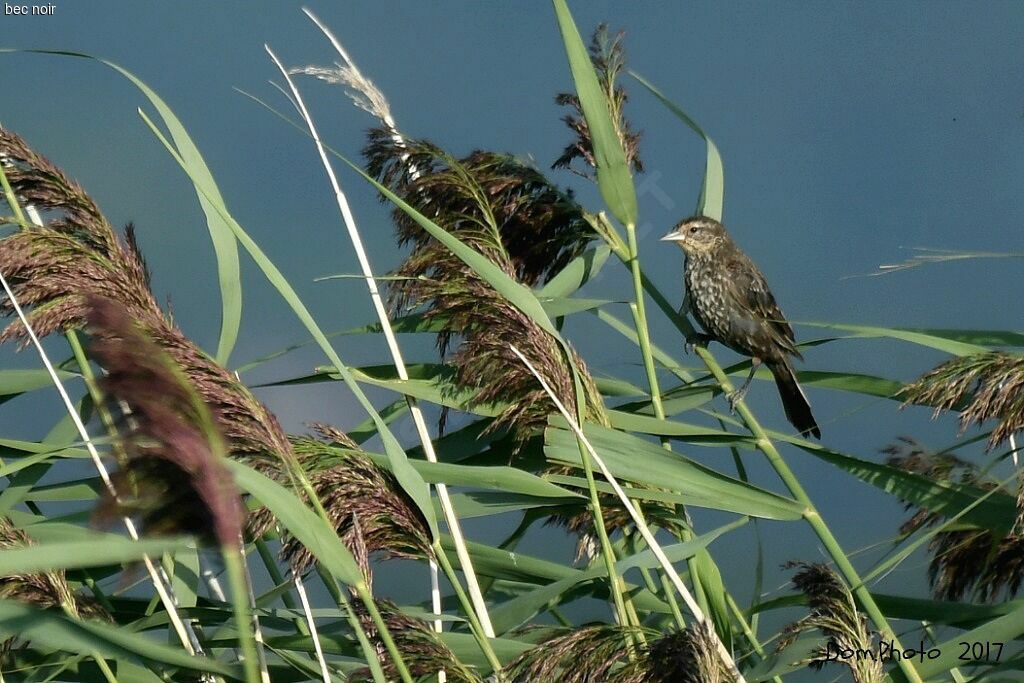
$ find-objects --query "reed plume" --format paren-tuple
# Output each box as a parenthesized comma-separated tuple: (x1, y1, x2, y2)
(364, 130, 606, 443)
(352, 599, 481, 683)
(256, 425, 433, 576)
(86, 296, 245, 548)
(553, 24, 643, 178)
(0, 127, 294, 475)
(504, 622, 733, 683)
(900, 351, 1024, 449)
(779, 562, 884, 683)
(886, 438, 1024, 601)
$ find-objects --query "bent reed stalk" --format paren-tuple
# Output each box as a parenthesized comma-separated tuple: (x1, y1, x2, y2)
(510, 345, 746, 683)
(269, 26, 496, 647)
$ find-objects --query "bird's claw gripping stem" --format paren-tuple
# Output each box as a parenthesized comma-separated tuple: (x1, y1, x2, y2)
(726, 386, 749, 414)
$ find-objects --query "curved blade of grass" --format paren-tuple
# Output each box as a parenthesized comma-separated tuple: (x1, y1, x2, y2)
(0, 368, 78, 398)
(630, 71, 724, 220)
(0, 599, 237, 678)
(540, 296, 616, 318)
(232, 313, 444, 375)
(545, 421, 805, 520)
(360, 452, 582, 499)
(284, 363, 505, 417)
(744, 634, 826, 682)
(607, 409, 755, 444)
(0, 535, 193, 574)
(538, 244, 612, 298)
(0, 49, 243, 366)
(490, 519, 743, 633)
(873, 594, 1024, 628)
(442, 491, 578, 520)
(912, 604, 1024, 680)
(797, 321, 989, 356)
(895, 327, 1024, 348)
(785, 437, 1015, 533)
(551, 0, 637, 226)
(862, 472, 1015, 584)
(135, 109, 436, 540)
(226, 460, 363, 587)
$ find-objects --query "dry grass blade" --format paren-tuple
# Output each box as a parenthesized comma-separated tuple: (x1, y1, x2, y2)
(869, 248, 1024, 277)
(886, 438, 1024, 601)
(553, 24, 643, 178)
(779, 562, 883, 683)
(900, 351, 1024, 449)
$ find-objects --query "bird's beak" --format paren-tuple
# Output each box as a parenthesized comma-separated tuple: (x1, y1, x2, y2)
(660, 230, 685, 242)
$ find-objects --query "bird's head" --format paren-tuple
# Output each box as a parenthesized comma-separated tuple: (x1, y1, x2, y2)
(660, 216, 728, 255)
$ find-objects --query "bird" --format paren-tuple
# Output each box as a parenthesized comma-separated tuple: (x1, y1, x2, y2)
(661, 216, 820, 439)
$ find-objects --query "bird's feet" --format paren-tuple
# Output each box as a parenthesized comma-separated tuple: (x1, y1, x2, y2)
(726, 385, 750, 414)
(685, 333, 712, 355)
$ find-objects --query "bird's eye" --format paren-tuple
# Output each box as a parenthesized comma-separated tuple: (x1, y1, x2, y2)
(688, 226, 698, 234)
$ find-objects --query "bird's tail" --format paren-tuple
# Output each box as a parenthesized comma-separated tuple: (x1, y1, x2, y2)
(767, 359, 820, 439)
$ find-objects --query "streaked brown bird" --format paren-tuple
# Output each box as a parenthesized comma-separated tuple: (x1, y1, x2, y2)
(662, 216, 820, 438)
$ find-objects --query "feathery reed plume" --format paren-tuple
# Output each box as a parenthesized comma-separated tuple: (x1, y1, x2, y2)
(503, 625, 644, 683)
(504, 623, 732, 683)
(290, 64, 393, 128)
(900, 351, 1024, 449)
(639, 622, 736, 683)
(0, 127, 294, 475)
(364, 131, 605, 441)
(0, 517, 107, 620)
(352, 599, 481, 683)
(257, 427, 432, 575)
(0, 517, 109, 661)
(885, 438, 1024, 601)
(553, 24, 643, 177)
(86, 297, 245, 548)
(779, 562, 884, 683)
(364, 131, 594, 300)
(550, 495, 690, 563)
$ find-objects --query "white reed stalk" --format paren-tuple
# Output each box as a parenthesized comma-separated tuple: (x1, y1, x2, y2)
(202, 564, 227, 601)
(294, 572, 332, 683)
(244, 557, 272, 683)
(510, 345, 746, 683)
(0, 178, 201, 657)
(297, 9, 445, 641)
(266, 42, 495, 648)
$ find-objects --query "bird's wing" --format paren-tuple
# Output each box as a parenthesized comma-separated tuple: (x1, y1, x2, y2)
(725, 253, 801, 357)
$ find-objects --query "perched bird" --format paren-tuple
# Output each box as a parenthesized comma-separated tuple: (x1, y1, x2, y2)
(662, 216, 820, 438)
